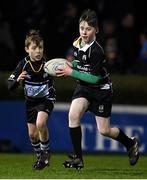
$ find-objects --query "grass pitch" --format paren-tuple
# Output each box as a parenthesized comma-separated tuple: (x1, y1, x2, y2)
(0, 153, 146, 179)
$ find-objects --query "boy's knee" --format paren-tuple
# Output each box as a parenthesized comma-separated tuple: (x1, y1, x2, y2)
(29, 133, 39, 142)
(36, 122, 46, 131)
(99, 128, 110, 137)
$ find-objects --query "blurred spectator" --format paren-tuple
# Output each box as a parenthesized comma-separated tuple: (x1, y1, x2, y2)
(56, 2, 79, 57)
(9, 0, 49, 61)
(139, 28, 147, 62)
(24, 0, 48, 32)
(95, 0, 135, 21)
(102, 19, 123, 74)
(117, 13, 138, 74)
(134, 28, 147, 74)
(102, 19, 117, 37)
(105, 38, 123, 74)
(0, 9, 15, 71)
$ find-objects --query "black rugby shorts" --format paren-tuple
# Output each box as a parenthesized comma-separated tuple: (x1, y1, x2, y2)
(26, 98, 54, 123)
(72, 84, 112, 117)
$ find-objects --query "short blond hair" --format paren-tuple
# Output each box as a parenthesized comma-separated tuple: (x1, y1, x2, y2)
(25, 29, 43, 48)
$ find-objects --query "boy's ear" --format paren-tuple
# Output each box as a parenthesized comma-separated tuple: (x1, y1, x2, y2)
(25, 47, 28, 53)
(96, 27, 99, 34)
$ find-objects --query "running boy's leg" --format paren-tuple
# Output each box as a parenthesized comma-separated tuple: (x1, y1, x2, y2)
(96, 116, 139, 165)
(63, 98, 89, 169)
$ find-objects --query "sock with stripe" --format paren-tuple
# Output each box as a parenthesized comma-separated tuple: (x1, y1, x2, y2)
(31, 140, 41, 158)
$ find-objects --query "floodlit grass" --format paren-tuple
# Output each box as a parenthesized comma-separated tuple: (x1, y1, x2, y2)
(0, 153, 146, 179)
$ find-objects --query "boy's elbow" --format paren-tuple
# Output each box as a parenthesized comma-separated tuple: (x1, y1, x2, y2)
(7, 80, 19, 91)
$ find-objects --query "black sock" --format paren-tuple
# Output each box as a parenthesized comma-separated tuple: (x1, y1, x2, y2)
(69, 126, 82, 159)
(115, 128, 134, 149)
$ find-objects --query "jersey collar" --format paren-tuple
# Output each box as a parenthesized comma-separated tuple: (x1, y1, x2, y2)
(73, 36, 95, 52)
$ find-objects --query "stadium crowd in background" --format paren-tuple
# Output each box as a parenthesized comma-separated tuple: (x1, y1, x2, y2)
(0, 0, 147, 74)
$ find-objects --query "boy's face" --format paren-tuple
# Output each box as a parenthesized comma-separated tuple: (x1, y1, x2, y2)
(25, 41, 44, 61)
(79, 21, 97, 44)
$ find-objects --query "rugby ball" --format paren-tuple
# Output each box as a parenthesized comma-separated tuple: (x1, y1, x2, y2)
(44, 58, 67, 76)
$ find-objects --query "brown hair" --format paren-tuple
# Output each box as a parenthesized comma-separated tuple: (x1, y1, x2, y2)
(79, 9, 98, 29)
(25, 29, 43, 48)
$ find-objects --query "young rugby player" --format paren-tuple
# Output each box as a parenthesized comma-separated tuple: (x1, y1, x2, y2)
(8, 29, 56, 170)
(56, 9, 140, 169)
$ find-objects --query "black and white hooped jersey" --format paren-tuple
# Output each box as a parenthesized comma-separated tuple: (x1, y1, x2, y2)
(8, 56, 56, 102)
(73, 38, 112, 89)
